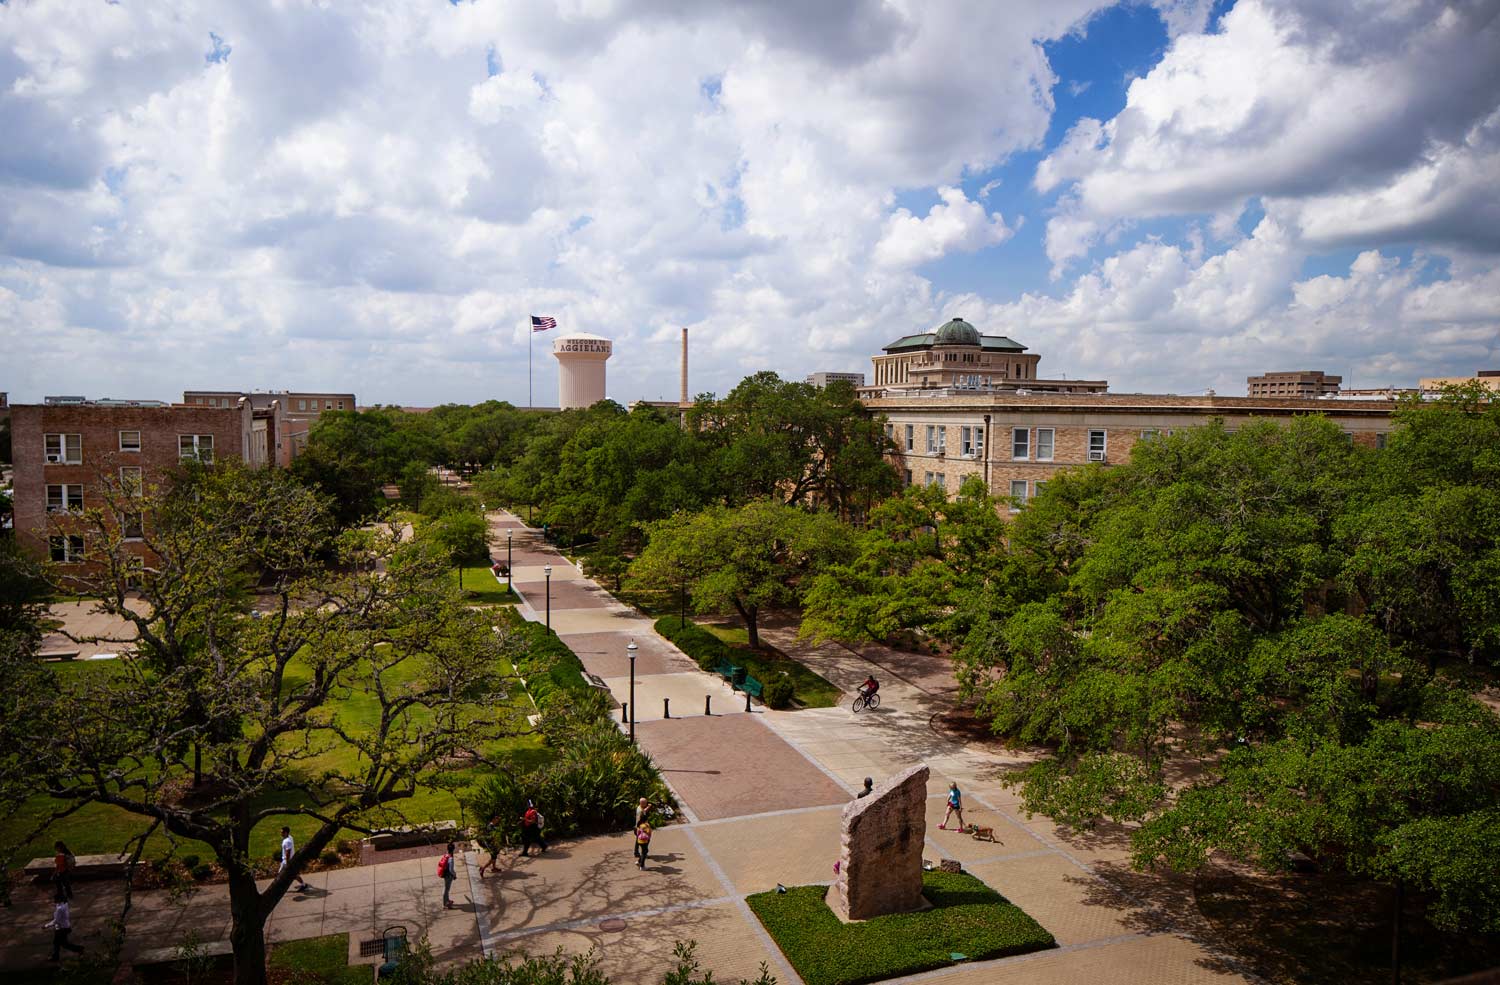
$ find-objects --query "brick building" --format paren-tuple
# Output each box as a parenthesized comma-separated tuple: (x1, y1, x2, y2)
(184, 390, 356, 466)
(10, 398, 252, 570)
(1247, 370, 1342, 398)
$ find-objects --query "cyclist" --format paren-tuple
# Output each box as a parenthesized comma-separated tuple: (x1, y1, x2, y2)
(858, 675, 879, 703)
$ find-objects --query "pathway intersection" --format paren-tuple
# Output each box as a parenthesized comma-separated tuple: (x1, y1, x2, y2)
(0, 511, 1257, 984)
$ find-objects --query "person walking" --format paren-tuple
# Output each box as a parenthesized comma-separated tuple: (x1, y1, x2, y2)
(940, 782, 966, 831)
(633, 818, 652, 870)
(439, 843, 458, 909)
(476, 815, 503, 878)
(519, 802, 547, 857)
(44, 891, 84, 962)
(279, 826, 310, 891)
(52, 841, 75, 901)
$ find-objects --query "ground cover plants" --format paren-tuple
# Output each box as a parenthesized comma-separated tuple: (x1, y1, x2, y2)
(746, 870, 1054, 985)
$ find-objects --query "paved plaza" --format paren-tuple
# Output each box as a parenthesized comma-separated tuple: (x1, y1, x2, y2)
(0, 510, 1257, 984)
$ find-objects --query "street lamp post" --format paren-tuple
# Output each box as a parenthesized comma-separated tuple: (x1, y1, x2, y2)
(680, 577, 687, 630)
(506, 529, 513, 594)
(627, 640, 638, 743)
(543, 563, 552, 631)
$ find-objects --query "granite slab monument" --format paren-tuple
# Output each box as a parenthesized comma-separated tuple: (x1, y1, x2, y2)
(827, 762, 929, 921)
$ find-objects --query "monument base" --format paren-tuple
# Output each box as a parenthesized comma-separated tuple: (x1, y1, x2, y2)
(824, 886, 933, 924)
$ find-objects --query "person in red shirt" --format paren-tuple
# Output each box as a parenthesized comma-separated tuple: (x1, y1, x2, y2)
(519, 802, 548, 857)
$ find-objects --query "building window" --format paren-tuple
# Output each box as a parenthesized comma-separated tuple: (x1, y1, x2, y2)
(903, 469, 913, 486)
(121, 512, 144, 540)
(46, 484, 84, 513)
(179, 434, 215, 463)
(297, 399, 307, 411)
(1088, 430, 1107, 462)
(1140, 428, 1160, 440)
(904, 425, 914, 452)
(1035, 428, 1054, 461)
(50, 535, 84, 563)
(44, 433, 82, 464)
(119, 430, 141, 453)
(1342, 431, 1354, 443)
(1376, 432, 1388, 450)
(337, 400, 345, 410)
(925, 425, 946, 455)
(961, 426, 985, 458)
(930, 472, 945, 490)
(1009, 479, 1028, 512)
(120, 466, 143, 497)
(1035, 480, 1048, 497)
(124, 554, 145, 588)
(325, 400, 333, 409)
(1011, 427, 1029, 460)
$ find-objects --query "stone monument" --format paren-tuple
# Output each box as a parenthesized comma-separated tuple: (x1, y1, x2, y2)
(827, 763, 929, 921)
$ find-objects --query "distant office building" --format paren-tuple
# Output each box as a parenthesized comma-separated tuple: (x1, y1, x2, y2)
(10, 397, 255, 571)
(553, 334, 613, 410)
(1247, 371, 1342, 398)
(866, 318, 1108, 396)
(806, 372, 866, 388)
(1420, 370, 1500, 393)
(184, 390, 356, 466)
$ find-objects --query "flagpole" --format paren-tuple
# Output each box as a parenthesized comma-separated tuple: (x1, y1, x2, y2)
(528, 319, 533, 410)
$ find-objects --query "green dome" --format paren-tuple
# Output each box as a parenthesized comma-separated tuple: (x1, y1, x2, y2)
(933, 317, 980, 346)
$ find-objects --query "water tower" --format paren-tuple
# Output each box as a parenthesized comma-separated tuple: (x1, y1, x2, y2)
(552, 333, 613, 409)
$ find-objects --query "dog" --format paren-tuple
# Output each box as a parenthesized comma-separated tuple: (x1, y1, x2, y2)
(966, 823, 999, 843)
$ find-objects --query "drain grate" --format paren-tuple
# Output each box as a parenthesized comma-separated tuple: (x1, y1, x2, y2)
(359, 938, 385, 957)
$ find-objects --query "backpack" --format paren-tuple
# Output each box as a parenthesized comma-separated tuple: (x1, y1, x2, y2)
(437, 854, 450, 878)
(64, 852, 77, 873)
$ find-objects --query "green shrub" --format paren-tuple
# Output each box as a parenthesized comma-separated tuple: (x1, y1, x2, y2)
(321, 849, 341, 865)
(496, 607, 592, 713)
(190, 863, 213, 881)
(654, 617, 729, 670)
(747, 870, 1054, 985)
(764, 675, 795, 709)
(180, 854, 200, 870)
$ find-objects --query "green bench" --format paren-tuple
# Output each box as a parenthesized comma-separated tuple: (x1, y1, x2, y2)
(740, 675, 764, 700)
(707, 659, 763, 702)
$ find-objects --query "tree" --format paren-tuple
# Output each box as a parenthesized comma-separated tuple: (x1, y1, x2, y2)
(630, 500, 850, 649)
(426, 509, 491, 588)
(952, 412, 1500, 975)
(0, 462, 518, 985)
(400, 461, 439, 513)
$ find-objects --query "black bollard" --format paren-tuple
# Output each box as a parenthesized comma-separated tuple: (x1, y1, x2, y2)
(621, 702, 628, 724)
(745, 690, 752, 712)
(664, 697, 670, 719)
(705, 694, 711, 716)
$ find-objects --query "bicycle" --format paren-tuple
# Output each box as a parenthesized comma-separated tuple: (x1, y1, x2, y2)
(851, 691, 881, 713)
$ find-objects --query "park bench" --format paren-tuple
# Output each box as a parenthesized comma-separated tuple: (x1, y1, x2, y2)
(133, 938, 233, 969)
(368, 820, 459, 851)
(24, 852, 130, 881)
(38, 648, 80, 661)
(739, 675, 764, 701)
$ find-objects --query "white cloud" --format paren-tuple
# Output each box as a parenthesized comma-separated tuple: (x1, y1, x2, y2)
(874, 186, 1012, 268)
(1037, 0, 1500, 270)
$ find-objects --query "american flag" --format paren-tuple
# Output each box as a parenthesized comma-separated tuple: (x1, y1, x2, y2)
(531, 315, 557, 332)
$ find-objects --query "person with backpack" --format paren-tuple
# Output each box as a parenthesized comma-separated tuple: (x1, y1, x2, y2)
(633, 818, 652, 870)
(52, 842, 75, 901)
(476, 815, 503, 878)
(519, 802, 547, 857)
(438, 843, 458, 909)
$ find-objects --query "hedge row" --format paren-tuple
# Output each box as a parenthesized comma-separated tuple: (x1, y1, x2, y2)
(653, 617, 818, 709)
(495, 605, 591, 713)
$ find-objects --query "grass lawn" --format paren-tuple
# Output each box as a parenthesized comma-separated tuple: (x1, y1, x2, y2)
(448, 564, 519, 605)
(747, 870, 1055, 985)
(269, 933, 369, 984)
(1, 646, 550, 865)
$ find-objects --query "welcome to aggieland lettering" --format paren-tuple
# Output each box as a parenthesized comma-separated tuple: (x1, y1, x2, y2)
(557, 340, 611, 352)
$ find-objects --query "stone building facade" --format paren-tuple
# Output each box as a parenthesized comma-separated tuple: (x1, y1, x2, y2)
(10, 400, 252, 572)
(184, 390, 356, 466)
(866, 318, 1108, 394)
(867, 391, 1397, 510)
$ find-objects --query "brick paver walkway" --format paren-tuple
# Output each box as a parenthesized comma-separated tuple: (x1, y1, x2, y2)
(0, 511, 1259, 985)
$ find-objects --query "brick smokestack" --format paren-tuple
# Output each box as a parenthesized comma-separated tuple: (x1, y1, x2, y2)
(680, 327, 689, 406)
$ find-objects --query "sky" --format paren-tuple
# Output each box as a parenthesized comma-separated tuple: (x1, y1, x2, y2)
(1, 0, 1498, 407)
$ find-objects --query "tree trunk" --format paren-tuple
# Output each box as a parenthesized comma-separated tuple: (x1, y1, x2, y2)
(746, 607, 760, 650)
(1391, 879, 1403, 985)
(228, 872, 270, 985)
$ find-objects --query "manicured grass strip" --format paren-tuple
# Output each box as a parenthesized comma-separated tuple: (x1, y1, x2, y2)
(270, 933, 369, 985)
(747, 870, 1055, 985)
(655, 616, 841, 708)
(496, 605, 593, 712)
(449, 564, 520, 604)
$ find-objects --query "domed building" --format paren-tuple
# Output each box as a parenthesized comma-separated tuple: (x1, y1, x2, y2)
(869, 317, 1038, 390)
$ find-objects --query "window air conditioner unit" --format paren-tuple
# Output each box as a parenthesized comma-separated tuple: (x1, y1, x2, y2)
(1088, 452, 1107, 463)
(46, 454, 61, 463)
